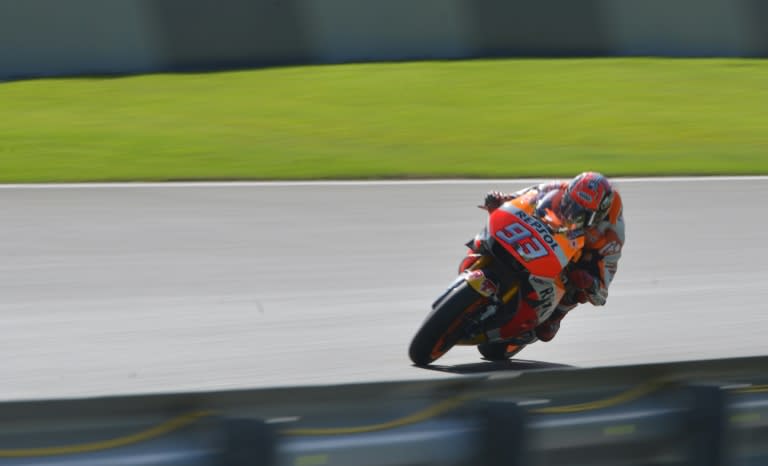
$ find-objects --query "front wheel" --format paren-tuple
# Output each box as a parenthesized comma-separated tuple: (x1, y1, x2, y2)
(409, 281, 487, 366)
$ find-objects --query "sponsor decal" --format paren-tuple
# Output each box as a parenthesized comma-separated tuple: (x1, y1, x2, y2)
(538, 285, 555, 311)
(496, 206, 570, 263)
(480, 279, 497, 295)
(467, 270, 498, 297)
(578, 191, 593, 203)
(514, 211, 559, 252)
(599, 241, 622, 256)
(527, 275, 559, 319)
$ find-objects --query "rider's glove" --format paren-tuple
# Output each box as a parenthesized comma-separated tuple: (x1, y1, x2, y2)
(567, 269, 598, 304)
(483, 191, 507, 212)
(568, 268, 596, 289)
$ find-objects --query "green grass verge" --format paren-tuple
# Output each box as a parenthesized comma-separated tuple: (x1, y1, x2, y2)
(2, 58, 767, 182)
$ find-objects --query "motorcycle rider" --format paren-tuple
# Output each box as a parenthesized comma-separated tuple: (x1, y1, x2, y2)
(459, 172, 624, 343)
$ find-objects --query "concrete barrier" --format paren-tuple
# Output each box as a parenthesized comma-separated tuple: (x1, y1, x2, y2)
(0, 356, 766, 465)
(0, 0, 159, 79)
(2, 0, 768, 80)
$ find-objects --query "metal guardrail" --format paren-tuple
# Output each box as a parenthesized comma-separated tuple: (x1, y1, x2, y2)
(0, 355, 766, 466)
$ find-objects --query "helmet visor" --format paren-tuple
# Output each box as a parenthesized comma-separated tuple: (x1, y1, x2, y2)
(561, 195, 595, 229)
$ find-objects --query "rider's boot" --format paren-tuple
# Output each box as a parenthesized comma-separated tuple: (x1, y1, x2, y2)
(534, 304, 574, 342)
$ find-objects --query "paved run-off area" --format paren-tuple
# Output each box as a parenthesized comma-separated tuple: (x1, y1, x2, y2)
(1, 177, 767, 400)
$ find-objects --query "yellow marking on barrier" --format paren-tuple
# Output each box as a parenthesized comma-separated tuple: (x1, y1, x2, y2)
(603, 424, 636, 437)
(283, 379, 675, 436)
(281, 396, 469, 436)
(530, 379, 670, 414)
(737, 385, 768, 394)
(0, 410, 212, 458)
(3, 377, 690, 449)
(295, 453, 329, 466)
(730, 413, 761, 424)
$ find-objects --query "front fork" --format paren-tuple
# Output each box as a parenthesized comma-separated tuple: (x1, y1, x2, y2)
(465, 256, 519, 304)
(456, 256, 520, 345)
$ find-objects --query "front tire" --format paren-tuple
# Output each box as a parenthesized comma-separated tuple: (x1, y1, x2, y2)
(409, 281, 486, 366)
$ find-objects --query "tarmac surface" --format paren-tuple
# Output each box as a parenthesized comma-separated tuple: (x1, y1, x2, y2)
(1, 177, 767, 400)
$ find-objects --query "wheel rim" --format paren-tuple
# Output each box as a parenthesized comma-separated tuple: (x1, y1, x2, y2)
(428, 298, 484, 362)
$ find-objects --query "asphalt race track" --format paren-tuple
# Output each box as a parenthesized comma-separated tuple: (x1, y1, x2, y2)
(1, 178, 767, 401)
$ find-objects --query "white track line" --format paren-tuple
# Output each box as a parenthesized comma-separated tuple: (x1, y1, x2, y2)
(0, 176, 767, 189)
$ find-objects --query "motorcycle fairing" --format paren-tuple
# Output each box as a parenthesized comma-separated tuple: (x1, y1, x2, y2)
(489, 272, 567, 341)
(489, 200, 583, 279)
(485, 198, 583, 341)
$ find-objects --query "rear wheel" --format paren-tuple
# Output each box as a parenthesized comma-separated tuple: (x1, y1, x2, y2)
(409, 282, 486, 366)
(478, 342, 525, 361)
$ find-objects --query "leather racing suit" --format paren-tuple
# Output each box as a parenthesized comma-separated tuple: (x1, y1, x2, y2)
(460, 181, 625, 343)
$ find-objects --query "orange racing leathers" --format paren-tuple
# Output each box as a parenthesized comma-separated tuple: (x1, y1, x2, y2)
(462, 181, 625, 342)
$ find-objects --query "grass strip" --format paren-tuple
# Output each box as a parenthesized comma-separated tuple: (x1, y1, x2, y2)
(1, 58, 767, 182)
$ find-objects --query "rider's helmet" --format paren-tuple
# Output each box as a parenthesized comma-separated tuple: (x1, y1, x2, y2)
(561, 172, 614, 229)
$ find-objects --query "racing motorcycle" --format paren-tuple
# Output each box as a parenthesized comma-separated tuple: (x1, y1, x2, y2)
(408, 193, 585, 366)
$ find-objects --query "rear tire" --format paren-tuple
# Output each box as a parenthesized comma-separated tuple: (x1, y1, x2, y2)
(478, 342, 525, 361)
(409, 281, 485, 366)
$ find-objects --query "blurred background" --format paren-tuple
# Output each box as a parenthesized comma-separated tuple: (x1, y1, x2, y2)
(0, 1, 767, 465)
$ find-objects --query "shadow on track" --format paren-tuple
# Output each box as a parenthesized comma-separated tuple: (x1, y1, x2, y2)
(418, 359, 573, 375)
